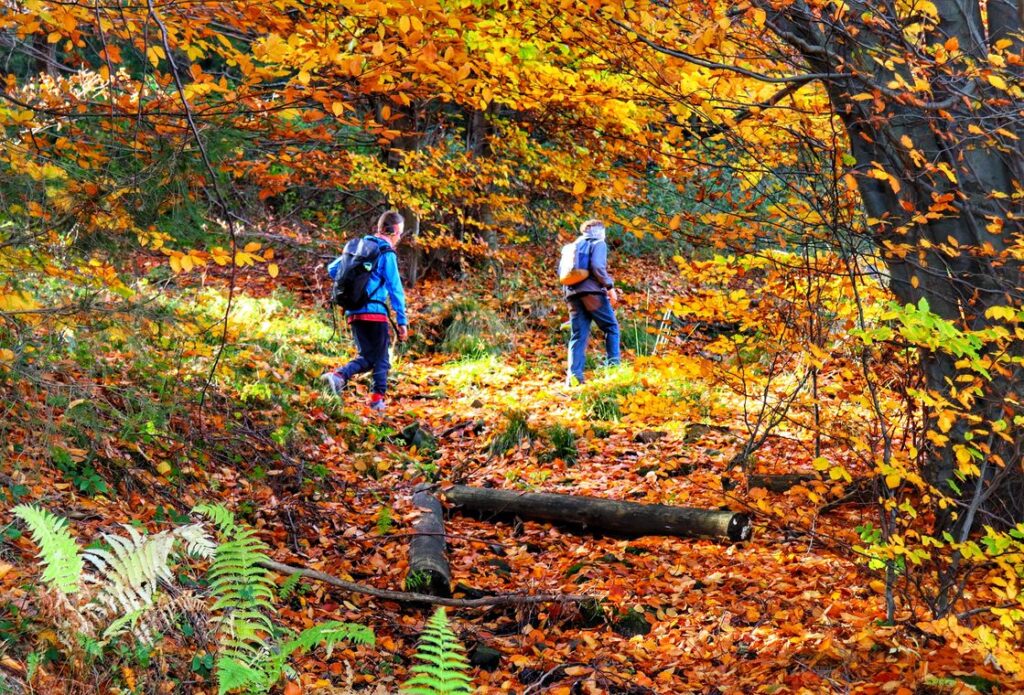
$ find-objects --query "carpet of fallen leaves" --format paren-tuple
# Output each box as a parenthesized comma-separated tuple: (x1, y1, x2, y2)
(0, 246, 1015, 695)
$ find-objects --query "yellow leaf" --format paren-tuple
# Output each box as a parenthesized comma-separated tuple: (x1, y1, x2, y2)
(268, 263, 279, 278)
(332, 102, 344, 116)
(987, 74, 1008, 91)
(399, 15, 410, 33)
(244, 241, 261, 253)
(169, 255, 182, 273)
(572, 180, 587, 195)
(47, 31, 62, 44)
(885, 473, 901, 489)
(156, 461, 172, 476)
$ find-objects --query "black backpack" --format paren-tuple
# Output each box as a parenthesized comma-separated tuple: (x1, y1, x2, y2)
(331, 237, 394, 311)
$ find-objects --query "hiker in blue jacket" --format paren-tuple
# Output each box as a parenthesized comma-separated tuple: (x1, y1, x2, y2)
(564, 219, 620, 385)
(322, 210, 409, 412)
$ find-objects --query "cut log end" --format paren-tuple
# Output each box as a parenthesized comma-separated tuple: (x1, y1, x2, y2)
(728, 513, 752, 542)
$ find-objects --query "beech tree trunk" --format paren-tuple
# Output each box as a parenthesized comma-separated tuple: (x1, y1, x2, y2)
(444, 485, 752, 542)
(759, 0, 1024, 534)
(406, 486, 451, 597)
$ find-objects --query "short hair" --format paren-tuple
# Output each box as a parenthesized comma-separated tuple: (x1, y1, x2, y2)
(377, 210, 404, 235)
(580, 219, 604, 234)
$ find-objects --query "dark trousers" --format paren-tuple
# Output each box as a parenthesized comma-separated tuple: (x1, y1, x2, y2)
(567, 293, 620, 383)
(339, 320, 390, 395)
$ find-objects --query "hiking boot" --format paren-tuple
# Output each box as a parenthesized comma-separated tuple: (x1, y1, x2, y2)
(369, 394, 386, 412)
(321, 371, 347, 397)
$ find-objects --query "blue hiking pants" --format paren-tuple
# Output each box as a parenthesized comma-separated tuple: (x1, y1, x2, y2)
(339, 320, 391, 395)
(567, 293, 620, 383)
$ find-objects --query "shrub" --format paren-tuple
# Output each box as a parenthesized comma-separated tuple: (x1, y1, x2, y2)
(542, 424, 578, 465)
(488, 410, 534, 455)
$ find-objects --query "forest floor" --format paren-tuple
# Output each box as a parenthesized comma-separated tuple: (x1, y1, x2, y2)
(0, 243, 1013, 694)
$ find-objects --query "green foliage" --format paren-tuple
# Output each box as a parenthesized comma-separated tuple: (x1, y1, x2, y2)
(376, 505, 395, 535)
(401, 608, 472, 695)
(193, 503, 238, 535)
(404, 570, 432, 593)
(194, 504, 372, 695)
(542, 423, 578, 464)
(277, 572, 303, 601)
(206, 527, 276, 656)
(13, 505, 84, 594)
(579, 381, 639, 421)
(51, 446, 110, 497)
(620, 317, 659, 357)
(489, 409, 534, 455)
(438, 298, 511, 357)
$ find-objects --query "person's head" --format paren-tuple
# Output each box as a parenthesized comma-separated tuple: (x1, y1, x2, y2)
(376, 210, 405, 245)
(580, 219, 606, 241)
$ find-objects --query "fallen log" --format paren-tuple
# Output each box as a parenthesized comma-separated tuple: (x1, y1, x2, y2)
(444, 485, 752, 542)
(747, 473, 817, 493)
(407, 486, 452, 597)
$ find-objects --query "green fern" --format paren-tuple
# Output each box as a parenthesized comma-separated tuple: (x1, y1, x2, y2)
(270, 621, 375, 675)
(277, 572, 302, 601)
(13, 504, 84, 594)
(207, 528, 276, 662)
(196, 504, 374, 695)
(215, 656, 265, 695)
(401, 608, 473, 695)
(193, 503, 238, 535)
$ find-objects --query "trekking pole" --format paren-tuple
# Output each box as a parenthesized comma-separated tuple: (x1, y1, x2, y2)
(652, 307, 672, 356)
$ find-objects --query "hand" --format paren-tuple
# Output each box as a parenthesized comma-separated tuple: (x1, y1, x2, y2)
(608, 288, 619, 305)
(398, 325, 409, 342)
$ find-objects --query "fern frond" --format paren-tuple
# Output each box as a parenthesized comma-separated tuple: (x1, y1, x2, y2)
(207, 526, 276, 663)
(216, 656, 267, 695)
(401, 608, 472, 695)
(83, 524, 181, 643)
(13, 505, 84, 594)
(263, 621, 375, 680)
(193, 504, 237, 535)
(277, 572, 302, 600)
(177, 522, 217, 559)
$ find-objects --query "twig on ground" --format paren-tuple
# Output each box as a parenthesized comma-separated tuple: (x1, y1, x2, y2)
(259, 558, 590, 608)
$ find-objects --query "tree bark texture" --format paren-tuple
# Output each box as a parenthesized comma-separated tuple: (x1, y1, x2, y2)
(760, 0, 1024, 533)
(407, 486, 452, 597)
(444, 485, 752, 542)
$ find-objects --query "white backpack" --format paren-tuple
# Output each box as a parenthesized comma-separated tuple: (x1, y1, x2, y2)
(558, 240, 591, 285)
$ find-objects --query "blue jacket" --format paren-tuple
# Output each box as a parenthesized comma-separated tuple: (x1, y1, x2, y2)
(564, 232, 614, 299)
(328, 236, 408, 325)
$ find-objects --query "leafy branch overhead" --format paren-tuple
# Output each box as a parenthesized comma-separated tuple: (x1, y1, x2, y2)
(1, 0, 1023, 692)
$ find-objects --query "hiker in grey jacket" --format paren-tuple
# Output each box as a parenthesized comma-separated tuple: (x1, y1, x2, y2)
(564, 219, 621, 384)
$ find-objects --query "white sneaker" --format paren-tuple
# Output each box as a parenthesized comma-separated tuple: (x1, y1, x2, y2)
(321, 371, 347, 397)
